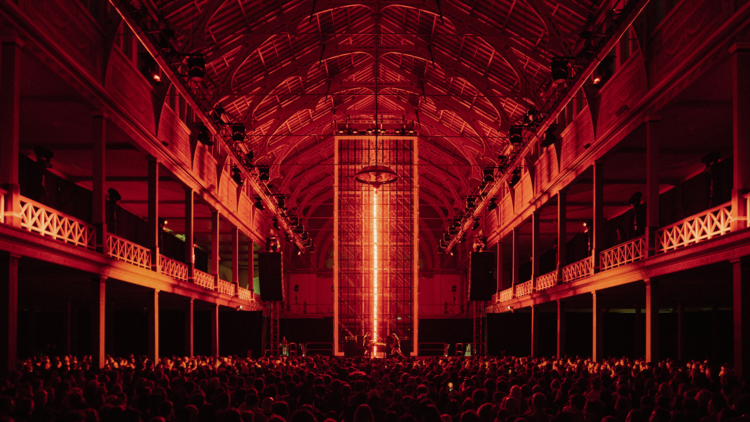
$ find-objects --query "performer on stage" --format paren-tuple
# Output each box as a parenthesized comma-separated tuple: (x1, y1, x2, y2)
(388, 333, 405, 357)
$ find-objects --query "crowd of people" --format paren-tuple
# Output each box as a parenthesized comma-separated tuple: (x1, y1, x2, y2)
(0, 354, 746, 422)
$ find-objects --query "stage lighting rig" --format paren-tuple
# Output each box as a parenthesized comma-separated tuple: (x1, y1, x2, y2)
(230, 166, 243, 186)
(509, 125, 523, 145)
(231, 124, 246, 142)
(551, 58, 570, 84)
(487, 198, 498, 211)
(196, 124, 213, 146)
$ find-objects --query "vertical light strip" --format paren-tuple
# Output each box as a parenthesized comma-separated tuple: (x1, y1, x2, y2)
(373, 187, 378, 356)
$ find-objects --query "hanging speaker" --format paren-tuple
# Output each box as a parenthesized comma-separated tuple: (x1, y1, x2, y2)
(470, 252, 496, 301)
(258, 252, 283, 301)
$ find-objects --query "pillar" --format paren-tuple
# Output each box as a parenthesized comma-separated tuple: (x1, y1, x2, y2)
(557, 190, 567, 281)
(184, 298, 194, 357)
(557, 300, 566, 358)
(645, 117, 661, 256)
(211, 211, 220, 289)
(184, 188, 195, 280)
(105, 300, 114, 356)
(734, 258, 750, 378)
(592, 162, 605, 271)
(92, 113, 107, 252)
(634, 305, 642, 358)
(531, 305, 540, 357)
(248, 240, 255, 292)
(232, 227, 239, 294)
(496, 241, 504, 293)
(713, 305, 720, 362)
(531, 212, 541, 285)
(0, 39, 23, 228)
(148, 290, 159, 363)
(91, 276, 106, 369)
(63, 298, 72, 356)
(677, 300, 684, 361)
(211, 303, 219, 356)
(592, 291, 604, 361)
(731, 44, 750, 231)
(645, 279, 659, 363)
(511, 228, 520, 289)
(0, 252, 18, 376)
(71, 305, 78, 357)
(148, 159, 160, 272)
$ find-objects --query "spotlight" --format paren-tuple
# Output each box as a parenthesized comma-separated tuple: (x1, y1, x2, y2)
(509, 125, 523, 145)
(483, 168, 495, 183)
(487, 198, 498, 211)
(258, 167, 270, 182)
(231, 166, 244, 186)
(407, 128, 416, 135)
(245, 150, 254, 164)
(293, 224, 304, 234)
(593, 57, 613, 87)
(541, 125, 558, 148)
(301, 232, 310, 241)
(297, 250, 301, 256)
(523, 109, 538, 127)
(366, 128, 374, 135)
(508, 168, 521, 187)
(508, 306, 514, 313)
(466, 196, 477, 209)
(276, 195, 285, 208)
(196, 124, 213, 146)
(701, 151, 721, 168)
(187, 56, 205, 81)
(628, 191, 643, 208)
(34, 147, 54, 169)
(139, 53, 161, 85)
(394, 128, 403, 135)
(290, 217, 300, 227)
(107, 188, 122, 204)
(232, 124, 246, 142)
(442, 233, 451, 243)
(498, 154, 507, 162)
(253, 196, 265, 211)
(583, 220, 593, 231)
(211, 105, 226, 125)
(450, 251, 454, 256)
(551, 58, 569, 84)
(472, 219, 480, 230)
(350, 128, 359, 135)
(338, 127, 346, 135)
(272, 218, 281, 231)
(285, 234, 293, 242)
(236, 305, 243, 311)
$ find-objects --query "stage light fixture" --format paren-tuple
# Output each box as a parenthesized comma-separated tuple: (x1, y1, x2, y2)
(483, 168, 495, 183)
(276, 195, 285, 208)
(541, 125, 558, 148)
(509, 168, 522, 187)
(196, 124, 213, 146)
(139, 54, 161, 85)
(523, 109, 538, 127)
(407, 128, 416, 135)
(285, 234, 294, 242)
(210, 105, 226, 125)
(338, 128, 346, 135)
(258, 167, 270, 182)
(301, 232, 310, 241)
(231, 166, 244, 186)
(107, 188, 122, 204)
(232, 124, 246, 142)
(34, 147, 54, 169)
(253, 196, 264, 211)
(487, 198, 498, 211)
(629, 191, 643, 208)
(394, 128, 403, 135)
(366, 128, 374, 135)
(187, 56, 205, 81)
(593, 57, 613, 87)
(245, 150, 253, 164)
(351, 128, 359, 135)
(701, 151, 721, 168)
(472, 219, 480, 230)
(466, 196, 477, 209)
(293, 224, 304, 234)
(551, 58, 569, 84)
(272, 218, 281, 231)
(443, 233, 451, 243)
(509, 125, 523, 145)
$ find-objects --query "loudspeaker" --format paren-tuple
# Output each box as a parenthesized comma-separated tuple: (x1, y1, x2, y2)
(470, 252, 496, 301)
(258, 252, 283, 301)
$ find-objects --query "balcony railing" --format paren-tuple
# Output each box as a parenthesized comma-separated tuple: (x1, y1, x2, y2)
(218, 279, 235, 296)
(107, 234, 151, 269)
(600, 236, 645, 271)
(656, 202, 732, 253)
(515, 280, 534, 297)
(194, 269, 215, 291)
(159, 255, 189, 282)
(237, 287, 254, 302)
(535, 271, 558, 291)
(563, 256, 593, 283)
(20, 197, 96, 250)
(499, 288, 513, 302)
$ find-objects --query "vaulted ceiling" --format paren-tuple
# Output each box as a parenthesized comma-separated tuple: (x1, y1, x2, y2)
(146, 0, 603, 257)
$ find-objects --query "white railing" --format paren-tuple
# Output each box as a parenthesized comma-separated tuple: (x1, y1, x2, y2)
(655, 202, 732, 253)
(535, 271, 558, 291)
(159, 255, 189, 281)
(20, 197, 96, 250)
(515, 280, 534, 297)
(563, 256, 593, 283)
(600, 236, 646, 271)
(194, 269, 215, 291)
(107, 234, 151, 269)
(237, 287, 254, 302)
(218, 279, 235, 296)
(499, 288, 513, 302)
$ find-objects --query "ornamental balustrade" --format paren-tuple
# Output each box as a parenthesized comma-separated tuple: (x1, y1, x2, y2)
(218, 279, 236, 296)
(107, 234, 151, 269)
(237, 287, 254, 302)
(159, 255, 189, 281)
(20, 197, 96, 250)
(655, 202, 732, 253)
(499, 288, 513, 302)
(194, 269, 215, 291)
(600, 236, 646, 271)
(535, 271, 558, 291)
(515, 280, 534, 297)
(562, 256, 593, 283)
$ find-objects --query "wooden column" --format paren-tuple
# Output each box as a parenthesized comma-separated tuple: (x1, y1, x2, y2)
(248, 240, 255, 292)
(184, 188, 195, 280)
(592, 291, 604, 362)
(91, 276, 106, 369)
(148, 159, 160, 272)
(634, 305, 642, 358)
(531, 212, 541, 286)
(645, 117, 661, 256)
(496, 240, 503, 293)
(63, 298, 72, 356)
(677, 300, 684, 361)
(712, 305, 720, 361)
(148, 290, 159, 363)
(731, 257, 749, 378)
(232, 227, 240, 294)
(592, 162, 605, 271)
(0, 252, 19, 376)
(211, 211, 220, 289)
(92, 114, 107, 253)
(557, 300, 565, 358)
(731, 44, 750, 231)
(0, 39, 23, 228)
(211, 303, 219, 356)
(511, 227, 520, 290)
(645, 279, 659, 363)
(184, 298, 193, 357)
(557, 190, 567, 281)
(105, 300, 114, 356)
(531, 305, 540, 357)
